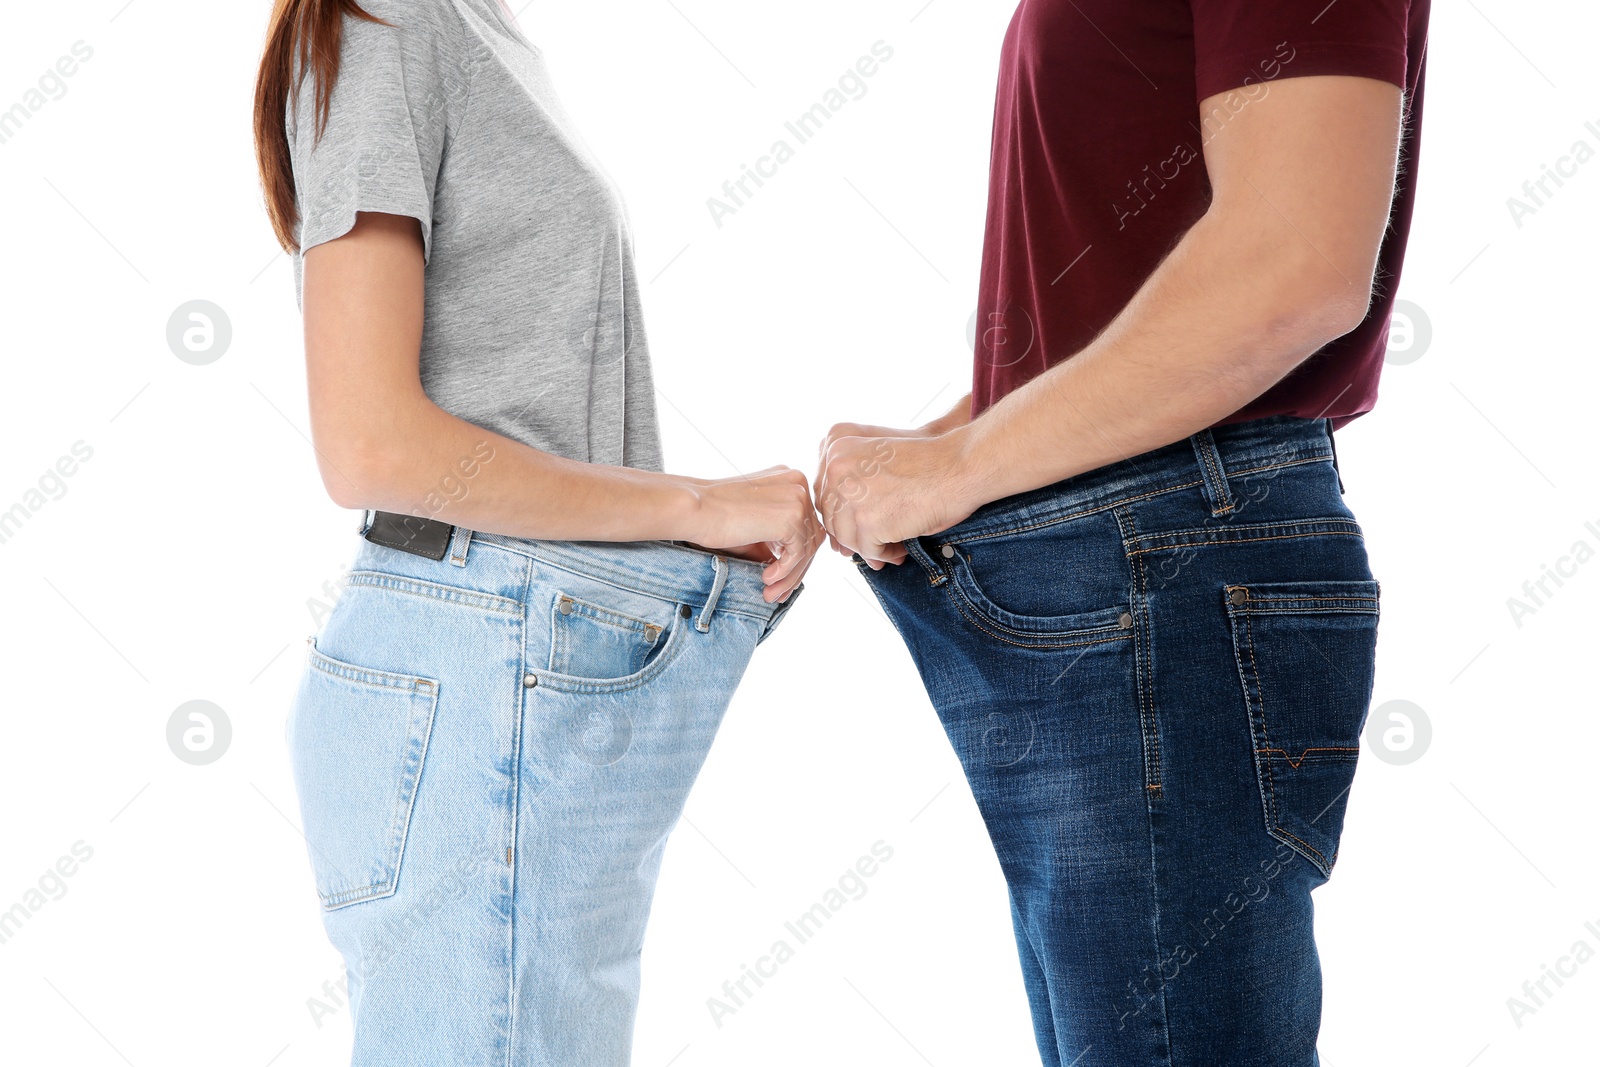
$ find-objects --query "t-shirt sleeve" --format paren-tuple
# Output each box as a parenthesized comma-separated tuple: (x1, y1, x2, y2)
(1190, 0, 1410, 104)
(285, 0, 475, 266)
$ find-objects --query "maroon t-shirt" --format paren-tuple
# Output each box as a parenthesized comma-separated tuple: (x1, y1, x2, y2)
(970, 0, 1430, 430)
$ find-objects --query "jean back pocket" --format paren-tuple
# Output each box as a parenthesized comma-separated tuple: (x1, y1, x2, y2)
(1224, 580, 1379, 877)
(287, 639, 440, 910)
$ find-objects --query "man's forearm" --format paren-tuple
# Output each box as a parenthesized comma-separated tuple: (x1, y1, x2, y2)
(945, 208, 1368, 512)
(920, 393, 973, 436)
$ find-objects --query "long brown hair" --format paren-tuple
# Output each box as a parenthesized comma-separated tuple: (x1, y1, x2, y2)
(253, 0, 394, 257)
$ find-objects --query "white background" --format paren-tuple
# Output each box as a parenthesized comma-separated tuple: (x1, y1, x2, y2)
(2, 1, 1596, 1065)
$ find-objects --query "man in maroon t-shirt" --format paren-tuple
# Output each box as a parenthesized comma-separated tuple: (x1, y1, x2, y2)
(818, 1, 1428, 1062)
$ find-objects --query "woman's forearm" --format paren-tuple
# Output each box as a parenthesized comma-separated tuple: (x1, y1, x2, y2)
(317, 393, 703, 542)
(297, 218, 819, 593)
(314, 389, 820, 599)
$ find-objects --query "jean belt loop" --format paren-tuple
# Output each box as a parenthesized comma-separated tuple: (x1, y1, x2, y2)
(696, 554, 730, 633)
(1189, 427, 1235, 517)
(447, 525, 474, 567)
(898, 538, 948, 586)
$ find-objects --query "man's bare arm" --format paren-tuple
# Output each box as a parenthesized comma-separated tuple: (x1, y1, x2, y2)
(818, 74, 1404, 564)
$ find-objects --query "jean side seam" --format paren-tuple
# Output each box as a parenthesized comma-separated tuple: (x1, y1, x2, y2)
(1115, 505, 1163, 798)
(1142, 791, 1177, 1067)
(505, 555, 535, 1067)
(1123, 502, 1177, 1066)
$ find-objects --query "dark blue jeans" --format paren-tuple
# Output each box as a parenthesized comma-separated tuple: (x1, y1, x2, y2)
(859, 414, 1378, 1067)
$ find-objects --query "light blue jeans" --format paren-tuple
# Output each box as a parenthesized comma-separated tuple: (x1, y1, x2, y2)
(286, 518, 797, 1065)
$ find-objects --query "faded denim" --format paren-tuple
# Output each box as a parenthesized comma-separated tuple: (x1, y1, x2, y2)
(286, 524, 795, 1066)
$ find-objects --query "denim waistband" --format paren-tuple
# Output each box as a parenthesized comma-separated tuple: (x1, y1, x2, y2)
(353, 512, 789, 629)
(473, 532, 785, 625)
(940, 414, 1336, 543)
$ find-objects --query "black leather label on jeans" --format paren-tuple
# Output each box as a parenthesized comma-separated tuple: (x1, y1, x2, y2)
(364, 511, 453, 560)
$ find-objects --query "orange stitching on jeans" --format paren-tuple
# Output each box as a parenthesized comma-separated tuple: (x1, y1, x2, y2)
(1226, 457, 1327, 479)
(1137, 535, 1161, 794)
(948, 594, 1134, 651)
(1197, 436, 1234, 515)
(1257, 745, 1361, 769)
(1130, 518, 1361, 551)
(1242, 595, 1376, 603)
(1240, 607, 1278, 824)
(1235, 601, 1340, 873)
(1120, 506, 1162, 797)
(1274, 827, 1331, 870)
(1128, 530, 1364, 556)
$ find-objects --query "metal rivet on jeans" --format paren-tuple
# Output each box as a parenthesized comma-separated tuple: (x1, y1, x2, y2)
(1229, 588, 1247, 606)
(1119, 612, 1134, 629)
(558, 598, 574, 615)
(679, 604, 693, 618)
(941, 545, 956, 559)
(522, 673, 539, 689)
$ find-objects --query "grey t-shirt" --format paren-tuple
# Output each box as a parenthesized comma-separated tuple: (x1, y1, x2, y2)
(287, 0, 663, 472)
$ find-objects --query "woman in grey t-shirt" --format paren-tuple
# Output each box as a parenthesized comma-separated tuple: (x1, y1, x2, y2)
(252, 2, 820, 1062)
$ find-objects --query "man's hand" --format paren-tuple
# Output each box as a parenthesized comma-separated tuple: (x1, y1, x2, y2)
(813, 394, 976, 562)
(813, 431, 981, 569)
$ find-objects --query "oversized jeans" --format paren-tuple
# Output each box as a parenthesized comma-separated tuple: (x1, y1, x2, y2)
(860, 414, 1379, 1067)
(286, 523, 796, 1065)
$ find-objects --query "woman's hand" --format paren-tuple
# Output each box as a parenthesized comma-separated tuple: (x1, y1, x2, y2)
(683, 466, 824, 603)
